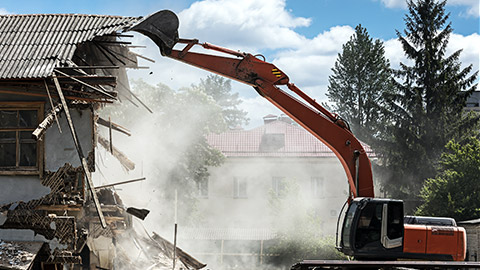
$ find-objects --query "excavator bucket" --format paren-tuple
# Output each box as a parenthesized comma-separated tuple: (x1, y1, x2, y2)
(128, 10, 179, 55)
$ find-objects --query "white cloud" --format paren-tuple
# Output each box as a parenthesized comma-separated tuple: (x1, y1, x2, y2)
(127, 0, 479, 128)
(0, 8, 10, 15)
(378, 0, 479, 17)
(379, 0, 407, 9)
(449, 0, 480, 17)
(177, 0, 310, 51)
(447, 33, 480, 85)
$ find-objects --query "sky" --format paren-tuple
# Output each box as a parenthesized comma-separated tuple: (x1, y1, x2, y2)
(1, 0, 479, 128)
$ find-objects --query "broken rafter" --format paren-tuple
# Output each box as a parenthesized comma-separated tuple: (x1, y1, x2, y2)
(97, 135, 135, 171)
(52, 74, 107, 229)
(0, 86, 112, 103)
(54, 69, 116, 100)
(94, 177, 146, 189)
(130, 52, 155, 63)
(93, 42, 126, 66)
(56, 75, 117, 86)
(44, 79, 62, 133)
(97, 117, 131, 136)
(56, 66, 120, 70)
(96, 40, 132, 45)
(32, 103, 64, 141)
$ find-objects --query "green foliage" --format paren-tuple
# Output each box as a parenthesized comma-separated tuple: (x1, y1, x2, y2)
(416, 137, 480, 221)
(377, 0, 479, 204)
(99, 77, 247, 225)
(265, 179, 346, 268)
(192, 74, 249, 129)
(327, 24, 393, 145)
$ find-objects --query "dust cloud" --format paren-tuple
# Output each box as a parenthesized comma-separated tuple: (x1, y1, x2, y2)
(93, 79, 349, 269)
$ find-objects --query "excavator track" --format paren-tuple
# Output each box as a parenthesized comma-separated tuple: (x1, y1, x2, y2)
(291, 260, 480, 270)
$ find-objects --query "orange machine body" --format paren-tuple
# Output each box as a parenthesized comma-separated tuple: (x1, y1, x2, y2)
(403, 224, 466, 261)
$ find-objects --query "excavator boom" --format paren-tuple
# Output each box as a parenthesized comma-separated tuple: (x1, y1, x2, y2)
(127, 9, 480, 267)
(129, 12, 374, 198)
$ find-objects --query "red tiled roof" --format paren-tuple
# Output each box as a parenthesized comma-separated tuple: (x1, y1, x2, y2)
(207, 120, 375, 157)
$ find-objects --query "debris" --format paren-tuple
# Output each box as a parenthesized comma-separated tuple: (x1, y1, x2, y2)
(97, 135, 136, 171)
(126, 207, 150, 220)
(97, 117, 131, 136)
(32, 103, 64, 140)
(94, 177, 146, 190)
(53, 73, 107, 228)
(0, 241, 43, 270)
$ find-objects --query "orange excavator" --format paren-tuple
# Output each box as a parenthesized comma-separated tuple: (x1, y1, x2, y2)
(128, 10, 477, 269)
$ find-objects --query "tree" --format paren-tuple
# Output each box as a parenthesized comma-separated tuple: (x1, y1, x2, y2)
(99, 77, 247, 226)
(327, 24, 393, 145)
(192, 74, 249, 129)
(380, 0, 478, 204)
(416, 137, 480, 221)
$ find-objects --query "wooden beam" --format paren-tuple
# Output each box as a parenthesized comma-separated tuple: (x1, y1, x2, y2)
(52, 74, 107, 228)
(56, 75, 117, 86)
(94, 177, 146, 189)
(97, 135, 135, 171)
(54, 69, 116, 100)
(97, 117, 131, 136)
(43, 79, 62, 133)
(55, 66, 120, 70)
(0, 88, 113, 103)
(32, 103, 64, 140)
(109, 117, 113, 153)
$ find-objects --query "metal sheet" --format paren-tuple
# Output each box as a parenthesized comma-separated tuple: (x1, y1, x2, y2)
(0, 14, 140, 79)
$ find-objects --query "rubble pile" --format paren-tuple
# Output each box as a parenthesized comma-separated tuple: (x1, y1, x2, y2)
(0, 240, 43, 270)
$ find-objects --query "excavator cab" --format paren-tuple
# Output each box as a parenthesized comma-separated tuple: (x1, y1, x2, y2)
(340, 198, 404, 259)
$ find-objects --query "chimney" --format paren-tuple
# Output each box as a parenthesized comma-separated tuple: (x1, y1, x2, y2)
(263, 114, 278, 125)
(278, 114, 294, 124)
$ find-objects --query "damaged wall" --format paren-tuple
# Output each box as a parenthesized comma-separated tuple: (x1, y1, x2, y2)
(0, 96, 93, 205)
(44, 108, 93, 171)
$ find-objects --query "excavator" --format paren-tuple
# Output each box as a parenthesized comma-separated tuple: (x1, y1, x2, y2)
(127, 10, 479, 269)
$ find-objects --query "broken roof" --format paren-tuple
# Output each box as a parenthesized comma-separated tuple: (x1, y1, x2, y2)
(0, 14, 140, 79)
(207, 119, 375, 157)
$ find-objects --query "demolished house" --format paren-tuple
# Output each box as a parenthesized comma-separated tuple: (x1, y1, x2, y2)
(0, 13, 204, 270)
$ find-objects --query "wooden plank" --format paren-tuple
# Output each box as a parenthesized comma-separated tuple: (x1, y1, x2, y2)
(32, 104, 63, 140)
(97, 117, 131, 136)
(52, 74, 107, 228)
(0, 89, 113, 103)
(55, 66, 120, 70)
(97, 135, 135, 171)
(54, 69, 116, 100)
(94, 177, 146, 189)
(43, 79, 62, 133)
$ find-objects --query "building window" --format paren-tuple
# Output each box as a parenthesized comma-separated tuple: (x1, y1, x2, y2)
(197, 178, 208, 198)
(233, 177, 248, 198)
(0, 102, 43, 174)
(272, 176, 286, 196)
(311, 177, 324, 198)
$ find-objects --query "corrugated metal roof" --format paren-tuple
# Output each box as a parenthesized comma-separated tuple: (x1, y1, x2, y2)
(207, 120, 375, 158)
(0, 14, 140, 79)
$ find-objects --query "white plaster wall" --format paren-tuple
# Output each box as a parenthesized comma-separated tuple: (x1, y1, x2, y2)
(0, 176, 51, 205)
(198, 157, 349, 235)
(45, 108, 93, 171)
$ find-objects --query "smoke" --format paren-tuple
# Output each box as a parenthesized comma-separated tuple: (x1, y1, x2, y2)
(93, 79, 351, 269)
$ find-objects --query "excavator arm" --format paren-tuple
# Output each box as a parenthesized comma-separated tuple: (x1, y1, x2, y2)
(128, 10, 374, 199)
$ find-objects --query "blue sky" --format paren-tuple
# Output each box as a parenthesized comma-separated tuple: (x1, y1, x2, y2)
(1, 0, 478, 127)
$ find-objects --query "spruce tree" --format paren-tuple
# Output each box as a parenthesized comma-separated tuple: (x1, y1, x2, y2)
(327, 24, 393, 145)
(381, 0, 478, 207)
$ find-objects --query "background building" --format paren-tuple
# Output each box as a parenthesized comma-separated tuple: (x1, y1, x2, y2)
(179, 114, 375, 269)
